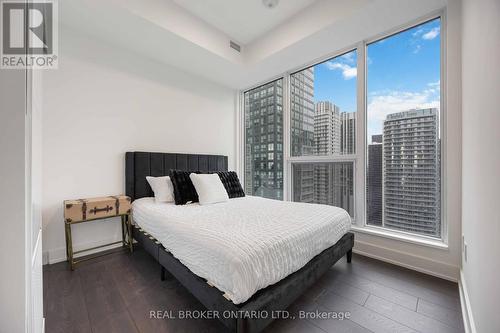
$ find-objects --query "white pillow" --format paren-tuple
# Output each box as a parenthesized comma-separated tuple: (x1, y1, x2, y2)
(189, 173, 229, 205)
(146, 176, 174, 203)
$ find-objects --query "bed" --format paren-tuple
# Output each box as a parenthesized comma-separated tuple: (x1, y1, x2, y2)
(125, 151, 354, 333)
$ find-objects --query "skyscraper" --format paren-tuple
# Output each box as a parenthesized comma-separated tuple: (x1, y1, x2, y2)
(383, 108, 441, 237)
(313, 102, 340, 205)
(340, 112, 356, 154)
(367, 134, 383, 225)
(291, 68, 315, 203)
(314, 101, 340, 155)
(337, 111, 356, 215)
(244, 80, 284, 200)
(291, 68, 315, 156)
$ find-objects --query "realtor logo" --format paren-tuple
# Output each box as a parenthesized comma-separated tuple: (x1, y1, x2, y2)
(1, 0, 58, 69)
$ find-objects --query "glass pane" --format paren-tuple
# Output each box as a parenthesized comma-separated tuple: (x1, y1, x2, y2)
(292, 162, 354, 217)
(290, 50, 357, 157)
(366, 18, 441, 238)
(244, 79, 284, 200)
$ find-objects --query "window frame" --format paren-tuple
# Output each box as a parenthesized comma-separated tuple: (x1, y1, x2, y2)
(361, 14, 446, 243)
(238, 11, 447, 247)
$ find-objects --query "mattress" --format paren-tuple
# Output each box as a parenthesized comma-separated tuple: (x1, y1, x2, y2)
(132, 196, 351, 304)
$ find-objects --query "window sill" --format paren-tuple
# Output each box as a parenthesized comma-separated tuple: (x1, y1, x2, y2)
(350, 225, 449, 250)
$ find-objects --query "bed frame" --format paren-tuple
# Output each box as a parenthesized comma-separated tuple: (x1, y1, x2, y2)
(125, 151, 354, 333)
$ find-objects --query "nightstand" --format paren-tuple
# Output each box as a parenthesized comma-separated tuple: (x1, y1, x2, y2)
(63, 195, 133, 270)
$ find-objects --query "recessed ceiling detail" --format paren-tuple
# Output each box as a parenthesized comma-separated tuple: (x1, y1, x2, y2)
(60, 0, 444, 89)
(172, 0, 318, 44)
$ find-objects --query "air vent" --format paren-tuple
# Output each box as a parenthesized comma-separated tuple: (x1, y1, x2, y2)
(230, 41, 241, 52)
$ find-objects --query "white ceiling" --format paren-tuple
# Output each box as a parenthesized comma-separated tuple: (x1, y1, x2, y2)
(172, 0, 318, 44)
(60, 0, 446, 89)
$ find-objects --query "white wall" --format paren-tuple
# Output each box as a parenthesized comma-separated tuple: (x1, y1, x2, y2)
(0, 60, 28, 333)
(42, 27, 237, 263)
(461, 0, 500, 332)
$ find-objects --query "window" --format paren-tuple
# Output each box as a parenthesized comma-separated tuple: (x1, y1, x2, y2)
(244, 79, 284, 200)
(289, 50, 357, 216)
(241, 15, 444, 241)
(366, 18, 441, 237)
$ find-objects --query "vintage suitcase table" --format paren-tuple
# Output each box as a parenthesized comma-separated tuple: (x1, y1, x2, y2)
(64, 195, 133, 270)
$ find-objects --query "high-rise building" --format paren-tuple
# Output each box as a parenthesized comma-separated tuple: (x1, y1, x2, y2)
(383, 108, 441, 237)
(291, 68, 315, 156)
(340, 112, 356, 154)
(313, 102, 340, 205)
(367, 134, 383, 225)
(337, 111, 356, 215)
(314, 101, 340, 155)
(291, 69, 315, 203)
(244, 80, 284, 200)
(371, 134, 382, 144)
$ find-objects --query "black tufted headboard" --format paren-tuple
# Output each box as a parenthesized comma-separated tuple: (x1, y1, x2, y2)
(125, 152, 228, 201)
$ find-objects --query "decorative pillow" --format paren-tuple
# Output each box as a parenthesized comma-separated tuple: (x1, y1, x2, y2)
(169, 170, 199, 205)
(189, 173, 229, 205)
(146, 176, 174, 203)
(217, 171, 245, 198)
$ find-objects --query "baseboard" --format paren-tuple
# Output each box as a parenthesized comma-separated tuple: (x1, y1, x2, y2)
(353, 239, 460, 282)
(43, 236, 124, 265)
(459, 270, 477, 333)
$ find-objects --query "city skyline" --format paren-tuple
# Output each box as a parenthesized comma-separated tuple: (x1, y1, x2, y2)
(245, 78, 441, 236)
(312, 18, 441, 143)
(304, 102, 441, 237)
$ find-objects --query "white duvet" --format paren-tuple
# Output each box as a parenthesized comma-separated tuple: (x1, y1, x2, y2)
(132, 196, 350, 304)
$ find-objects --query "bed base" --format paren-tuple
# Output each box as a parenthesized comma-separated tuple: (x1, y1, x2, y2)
(133, 225, 354, 333)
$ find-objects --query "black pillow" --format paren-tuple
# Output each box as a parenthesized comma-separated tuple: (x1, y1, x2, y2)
(169, 170, 199, 205)
(217, 171, 245, 198)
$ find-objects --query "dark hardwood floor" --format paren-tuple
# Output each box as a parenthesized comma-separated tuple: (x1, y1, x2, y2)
(44, 247, 463, 333)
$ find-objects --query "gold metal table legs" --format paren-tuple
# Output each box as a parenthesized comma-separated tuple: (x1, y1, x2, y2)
(64, 214, 133, 270)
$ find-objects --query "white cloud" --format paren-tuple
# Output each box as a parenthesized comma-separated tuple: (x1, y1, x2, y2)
(325, 61, 357, 79)
(428, 80, 440, 87)
(422, 27, 440, 40)
(340, 52, 355, 63)
(412, 28, 424, 37)
(425, 80, 441, 94)
(367, 88, 440, 139)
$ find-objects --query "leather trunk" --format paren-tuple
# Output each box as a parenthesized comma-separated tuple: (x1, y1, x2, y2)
(64, 195, 131, 223)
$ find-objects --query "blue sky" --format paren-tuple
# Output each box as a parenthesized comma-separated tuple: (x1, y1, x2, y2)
(311, 18, 441, 142)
